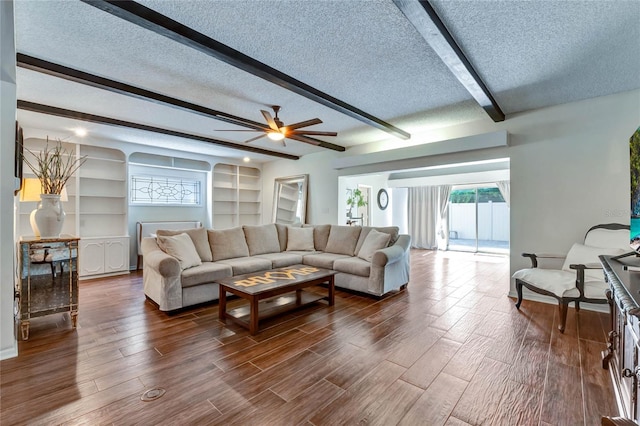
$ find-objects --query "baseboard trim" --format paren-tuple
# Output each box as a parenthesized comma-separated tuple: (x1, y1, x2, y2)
(0, 338, 18, 360)
(79, 270, 130, 281)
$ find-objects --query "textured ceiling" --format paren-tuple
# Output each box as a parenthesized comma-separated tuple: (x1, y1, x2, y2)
(13, 0, 640, 162)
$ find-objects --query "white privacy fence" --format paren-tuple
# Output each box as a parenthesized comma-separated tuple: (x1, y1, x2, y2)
(448, 201, 509, 241)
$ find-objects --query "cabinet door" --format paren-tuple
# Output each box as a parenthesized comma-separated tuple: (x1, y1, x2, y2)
(79, 240, 105, 276)
(104, 238, 129, 273)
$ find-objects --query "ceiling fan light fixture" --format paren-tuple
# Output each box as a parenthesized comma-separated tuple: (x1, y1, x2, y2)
(267, 131, 285, 141)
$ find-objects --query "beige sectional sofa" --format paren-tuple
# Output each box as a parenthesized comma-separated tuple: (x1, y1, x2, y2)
(141, 223, 411, 311)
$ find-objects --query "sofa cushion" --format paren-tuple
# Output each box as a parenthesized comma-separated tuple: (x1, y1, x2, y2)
(156, 227, 213, 262)
(208, 227, 250, 261)
(304, 224, 331, 251)
(286, 227, 315, 251)
(355, 226, 399, 254)
(254, 252, 304, 268)
(324, 225, 362, 256)
(561, 243, 625, 280)
(357, 229, 391, 262)
(181, 262, 233, 288)
(274, 223, 289, 252)
(217, 257, 273, 275)
(302, 252, 350, 270)
(333, 257, 371, 278)
(156, 233, 202, 270)
(243, 224, 281, 256)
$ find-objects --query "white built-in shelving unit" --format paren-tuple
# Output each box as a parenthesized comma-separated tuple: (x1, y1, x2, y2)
(76, 145, 129, 278)
(18, 139, 129, 279)
(213, 163, 261, 229)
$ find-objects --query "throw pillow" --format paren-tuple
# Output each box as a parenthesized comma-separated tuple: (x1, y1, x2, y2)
(156, 227, 213, 262)
(243, 224, 281, 256)
(357, 229, 391, 262)
(157, 233, 202, 270)
(304, 224, 331, 251)
(561, 243, 625, 280)
(208, 227, 250, 261)
(324, 225, 362, 256)
(286, 226, 315, 251)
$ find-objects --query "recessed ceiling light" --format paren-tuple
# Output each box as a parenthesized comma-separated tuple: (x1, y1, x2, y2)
(74, 128, 87, 137)
(243, 157, 250, 163)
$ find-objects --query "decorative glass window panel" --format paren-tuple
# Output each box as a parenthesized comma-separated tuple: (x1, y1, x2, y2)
(131, 175, 201, 205)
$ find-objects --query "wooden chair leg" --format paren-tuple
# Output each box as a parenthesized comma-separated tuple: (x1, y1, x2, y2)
(515, 280, 523, 310)
(601, 416, 640, 426)
(137, 255, 142, 270)
(558, 302, 568, 333)
(575, 301, 581, 312)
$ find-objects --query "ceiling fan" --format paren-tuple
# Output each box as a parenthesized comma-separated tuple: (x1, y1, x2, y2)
(217, 105, 337, 146)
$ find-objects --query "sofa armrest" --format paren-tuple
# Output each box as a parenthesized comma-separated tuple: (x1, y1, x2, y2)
(141, 237, 183, 311)
(371, 234, 411, 267)
(368, 234, 411, 295)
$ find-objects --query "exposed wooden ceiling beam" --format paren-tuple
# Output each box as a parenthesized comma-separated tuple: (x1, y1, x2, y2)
(393, 0, 505, 122)
(17, 100, 300, 160)
(17, 54, 345, 152)
(80, 0, 411, 140)
(17, 53, 268, 131)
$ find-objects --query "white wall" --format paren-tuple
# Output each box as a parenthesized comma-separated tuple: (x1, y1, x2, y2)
(339, 174, 393, 226)
(263, 89, 639, 299)
(262, 150, 340, 225)
(391, 187, 408, 235)
(1, 0, 17, 359)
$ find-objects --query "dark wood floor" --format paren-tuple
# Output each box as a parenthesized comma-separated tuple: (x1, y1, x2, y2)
(1, 249, 617, 425)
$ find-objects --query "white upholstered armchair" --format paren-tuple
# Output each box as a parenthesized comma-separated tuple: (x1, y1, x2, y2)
(513, 223, 630, 333)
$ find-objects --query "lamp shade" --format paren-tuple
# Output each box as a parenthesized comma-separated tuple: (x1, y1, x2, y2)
(20, 178, 69, 202)
(19, 178, 42, 202)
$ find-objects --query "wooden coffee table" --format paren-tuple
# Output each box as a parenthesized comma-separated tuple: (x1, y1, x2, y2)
(217, 264, 336, 334)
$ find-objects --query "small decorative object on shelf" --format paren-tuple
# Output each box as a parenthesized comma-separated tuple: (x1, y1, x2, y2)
(21, 137, 86, 238)
(17, 235, 80, 340)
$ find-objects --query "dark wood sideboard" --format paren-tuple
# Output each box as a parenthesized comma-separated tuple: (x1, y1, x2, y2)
(601, 254, 640, 422)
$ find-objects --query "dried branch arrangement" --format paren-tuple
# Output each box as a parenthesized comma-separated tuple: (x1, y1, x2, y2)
(22, 137, 87, 194)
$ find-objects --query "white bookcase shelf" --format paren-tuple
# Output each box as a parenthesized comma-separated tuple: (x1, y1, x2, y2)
(212, 163, 261, 229)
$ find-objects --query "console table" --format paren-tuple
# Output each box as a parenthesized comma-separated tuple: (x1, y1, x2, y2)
(17, 235, 80, 340)
(601, 254, 640, 422)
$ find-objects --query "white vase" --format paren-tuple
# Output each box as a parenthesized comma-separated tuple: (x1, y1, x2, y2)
(34, 194, 65, 238)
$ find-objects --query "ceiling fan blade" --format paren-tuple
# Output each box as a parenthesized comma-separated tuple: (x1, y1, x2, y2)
(290, 130, 338, 137)
(288, 134, 321, 146)
(244, 134, 267, 144)
(215, 129, 262, 132)
(261, 110, 280, 131)
(282, 118, 322, 131)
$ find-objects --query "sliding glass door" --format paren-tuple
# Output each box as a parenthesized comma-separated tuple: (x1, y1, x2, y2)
(447, 186, 509, 254)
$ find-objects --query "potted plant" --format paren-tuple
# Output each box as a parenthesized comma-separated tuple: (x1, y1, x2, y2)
(22, 138, 86, 238)
(346, 188, 367, 219)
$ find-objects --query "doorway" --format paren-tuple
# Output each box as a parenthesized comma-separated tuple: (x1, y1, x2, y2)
(357, 185, 371, 226)
(447, 185, 509, 254)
